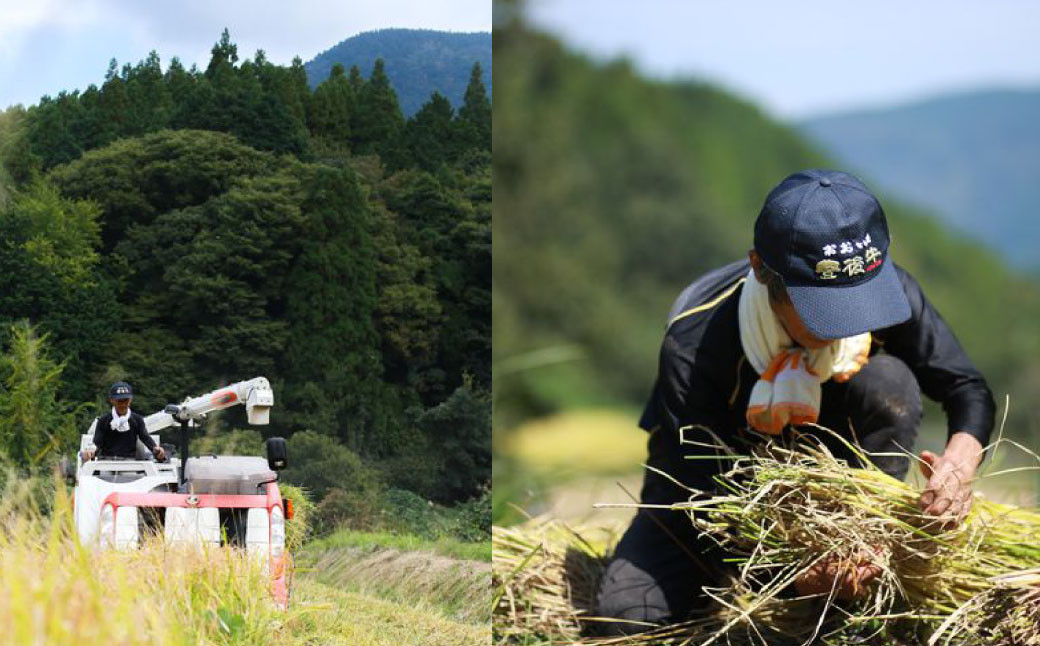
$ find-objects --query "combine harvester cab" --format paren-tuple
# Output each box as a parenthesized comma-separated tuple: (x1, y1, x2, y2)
(70, 377, 294, 608)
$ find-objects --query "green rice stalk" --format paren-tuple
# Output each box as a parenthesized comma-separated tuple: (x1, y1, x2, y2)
(668, 427, 1040, 644)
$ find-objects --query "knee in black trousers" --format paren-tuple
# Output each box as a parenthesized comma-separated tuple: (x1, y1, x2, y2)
(818, 353, 923, 480)
(594, 509, 726, 636)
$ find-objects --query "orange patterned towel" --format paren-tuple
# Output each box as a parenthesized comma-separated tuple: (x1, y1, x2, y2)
(738, 270, 870, 435)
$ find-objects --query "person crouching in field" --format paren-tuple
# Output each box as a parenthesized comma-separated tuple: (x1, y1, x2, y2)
(595, 169, 994, 635)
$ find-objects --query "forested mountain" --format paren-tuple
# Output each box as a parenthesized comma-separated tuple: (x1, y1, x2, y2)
(0, 29, 490, 510)
(305, 29, 492, 117)
(493, 21, 1040, 441)
(799, 89, 1040, 268)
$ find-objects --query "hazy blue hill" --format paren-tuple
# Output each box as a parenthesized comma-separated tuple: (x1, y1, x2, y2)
(799, 89, 1040, 268)
(305, 29, 491, 116)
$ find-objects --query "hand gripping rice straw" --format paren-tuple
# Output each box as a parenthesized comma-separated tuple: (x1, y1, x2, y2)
(661, 423, 1040, 645)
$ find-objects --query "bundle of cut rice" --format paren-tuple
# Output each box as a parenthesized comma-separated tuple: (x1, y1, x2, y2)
(669, 430, 1040, 644)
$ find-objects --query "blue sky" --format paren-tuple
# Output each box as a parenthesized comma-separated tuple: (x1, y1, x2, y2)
(0, 0, 491, 110)
(526, 0, 1040, 119)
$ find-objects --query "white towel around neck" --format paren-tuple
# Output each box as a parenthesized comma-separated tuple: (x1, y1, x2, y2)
(110, 407, 132, 432)
(737, 269, 870, 433)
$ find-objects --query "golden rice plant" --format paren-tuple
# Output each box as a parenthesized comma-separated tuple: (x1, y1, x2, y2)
(0, 473, 294, 646)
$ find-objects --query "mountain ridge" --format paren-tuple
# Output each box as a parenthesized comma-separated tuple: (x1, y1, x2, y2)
(798, 87, 1040, 267)
(305, 28, 491, 117)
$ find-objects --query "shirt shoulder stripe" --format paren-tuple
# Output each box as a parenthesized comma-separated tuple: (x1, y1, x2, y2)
(667, 277, 746, 328)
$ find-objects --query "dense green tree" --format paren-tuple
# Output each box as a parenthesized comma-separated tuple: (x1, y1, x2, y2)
(117, 171, 307, 387)
(0, 106, 39, 189)
(396, 92, 456, 171)
(352, 59, 404, 156)
(414, 381, 490, 502)
(457, 62, 491, 152)
(48, 129, 281, 253)
(194, 428, 264, 456)
(0, 180, 114, 403)
(97, 59, 130, 144)
(28, 92, 84, 169)
(282, 430, 381, 500)
(166, 57, 197, 128)
(73, 85, 108, 152)
(0, 322, 84, 467)
(348, 65, 364, 95)
(179, 33, 308, 155)
(369, 200, 442, 379)
(283, 56, 312, 125)
(307, 63, 354, 145)
(383, 169, 491, 398)
(124, 51, 172, 135)
(205, 28, 238, 78)
(282, 167, 382, 452)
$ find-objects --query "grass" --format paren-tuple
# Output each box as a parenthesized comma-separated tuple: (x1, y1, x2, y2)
(288, 578, 488, 646)
(503, 409, 645, 479)
(300, 529, 491, 624)
(307, 529, 491, 562)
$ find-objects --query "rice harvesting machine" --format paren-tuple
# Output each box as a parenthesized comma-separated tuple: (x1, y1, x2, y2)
(66, 377, 294, 607)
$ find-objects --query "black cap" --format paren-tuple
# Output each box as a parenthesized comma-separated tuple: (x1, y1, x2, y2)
(754, 169, 911, 339)
(109, 381, 133, 400)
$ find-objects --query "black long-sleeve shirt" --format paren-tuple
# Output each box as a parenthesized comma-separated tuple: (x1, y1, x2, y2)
(639, 259, 995, 501)
(91, 411, 156, 458)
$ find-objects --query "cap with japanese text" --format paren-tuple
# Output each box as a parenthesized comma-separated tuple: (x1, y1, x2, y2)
(753, 169, 911, 339)
(109, 381, 133, 400)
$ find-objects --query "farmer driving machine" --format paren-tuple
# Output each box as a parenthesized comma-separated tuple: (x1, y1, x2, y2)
(67, 377, 294, 608)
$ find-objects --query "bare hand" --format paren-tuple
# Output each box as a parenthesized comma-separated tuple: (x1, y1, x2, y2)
(81, 449, 95, 461)
(153, 446, 167, 462)
(917, 433, 982, 530)
(793, 552, 882, 600)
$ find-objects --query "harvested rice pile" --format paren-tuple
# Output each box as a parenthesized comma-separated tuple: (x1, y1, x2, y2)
(929, 569, 1040, 646)
(677, 433, 1040, 643)
(492, 520, 615, 643)
(493, 433, 1040, 645)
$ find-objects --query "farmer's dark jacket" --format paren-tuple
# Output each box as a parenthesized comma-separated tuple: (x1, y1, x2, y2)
(91, 411, 156, 458)
(639, 259, 995, 503)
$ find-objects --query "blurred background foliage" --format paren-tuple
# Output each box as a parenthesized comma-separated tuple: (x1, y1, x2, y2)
(493, 13, 1040, 523)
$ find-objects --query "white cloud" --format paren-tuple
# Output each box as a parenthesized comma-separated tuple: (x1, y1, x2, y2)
(0, 0, 104, 61)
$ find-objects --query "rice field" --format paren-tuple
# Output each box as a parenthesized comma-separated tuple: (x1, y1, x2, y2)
(0, 475, 488, 646)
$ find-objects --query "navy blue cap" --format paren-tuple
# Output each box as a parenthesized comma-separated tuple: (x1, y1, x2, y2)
(109, 381, 133, 400)
(754, 169, 911, 339)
